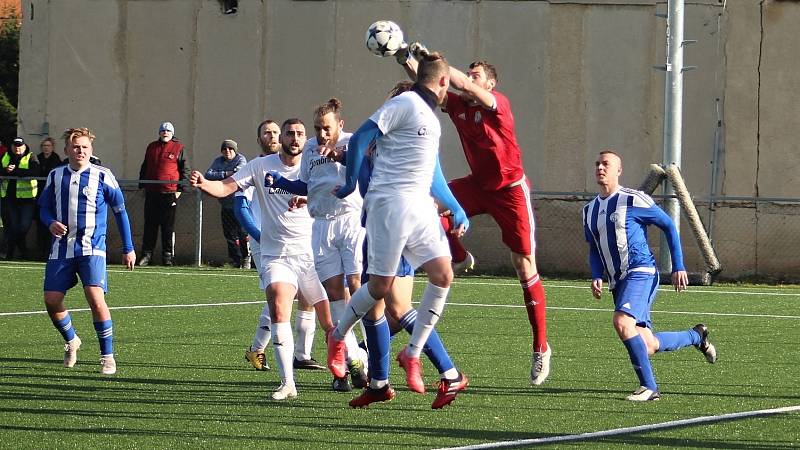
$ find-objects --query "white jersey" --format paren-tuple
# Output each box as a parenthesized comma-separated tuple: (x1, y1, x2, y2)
(299, 133, 362, 219)
(232, 154, 312, 257)
(368, 91, 441, 197)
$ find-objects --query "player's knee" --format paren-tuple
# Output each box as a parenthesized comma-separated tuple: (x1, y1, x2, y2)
(612, 312, 636, 339)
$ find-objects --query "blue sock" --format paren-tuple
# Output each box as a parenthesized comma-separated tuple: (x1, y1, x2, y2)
(398, 310, 455, 374)
(655, 329, 701, 352)
(53, 314, 76, 342)
(93, 320, 113, 356)
(363, 316, 390, 382)
(622, 334, 657, 391)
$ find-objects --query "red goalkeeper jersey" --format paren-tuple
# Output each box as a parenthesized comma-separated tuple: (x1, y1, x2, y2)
(445, 90, 525, 191)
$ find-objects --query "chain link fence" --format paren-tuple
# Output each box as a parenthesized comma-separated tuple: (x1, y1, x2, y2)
(4, 175, 800, 282)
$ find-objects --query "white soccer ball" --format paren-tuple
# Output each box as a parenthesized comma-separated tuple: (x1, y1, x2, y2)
(365, 20, 404, 57)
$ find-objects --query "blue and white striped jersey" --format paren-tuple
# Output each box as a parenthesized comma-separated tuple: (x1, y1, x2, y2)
(582, 187, 684, 289)
(38, 164, 134, 259)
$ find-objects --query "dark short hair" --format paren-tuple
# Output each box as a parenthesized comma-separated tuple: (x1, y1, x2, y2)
(257, 119, 277, 137)
(281, 118, 305, 132)
(469, 60, 498, 82)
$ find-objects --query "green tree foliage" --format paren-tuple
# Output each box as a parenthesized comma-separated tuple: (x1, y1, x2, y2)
(0, 4, 20, 144)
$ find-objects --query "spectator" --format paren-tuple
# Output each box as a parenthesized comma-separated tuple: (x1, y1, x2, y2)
(205, 139, 248, 268)
(36, 137, 62, 259)
(1, 137, 40, 259)
(37, 137, 61, 175)
(138, 122, 190, 266)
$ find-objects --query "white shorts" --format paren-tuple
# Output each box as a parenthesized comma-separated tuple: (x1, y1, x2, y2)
(250, 239, 261, 271)
(365, 193, 450, 276)
(259, 253, 327, 305)
(312, 213, 365, 282)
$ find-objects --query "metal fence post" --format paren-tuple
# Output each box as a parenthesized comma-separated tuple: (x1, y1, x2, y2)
(195, 188, 203, 267)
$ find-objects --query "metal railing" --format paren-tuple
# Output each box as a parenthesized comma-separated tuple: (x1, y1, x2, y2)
(4, 175, 800, 281)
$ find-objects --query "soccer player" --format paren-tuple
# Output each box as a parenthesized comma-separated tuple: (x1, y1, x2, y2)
(398, 46, 553, 385)
(38, 127, 136, 375)
(190, 118, 337, 400)
(326, 53, 470, 405)
(266, 99, 369, 391)
(237, 119, 322, 373)
(583, 150, 717, 401)
(320, 80, 468, 408)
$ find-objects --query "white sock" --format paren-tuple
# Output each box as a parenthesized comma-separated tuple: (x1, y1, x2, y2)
(271, 322, 294, 386)
(251, 303, 272, 350)
(331, 299, 362, 363)
(369, 378, 389, 389)
(441, 368, 459, 380)
(408, 282, 448, 358)
(333, 284, 377, 341)
(294, 310, 316, 360)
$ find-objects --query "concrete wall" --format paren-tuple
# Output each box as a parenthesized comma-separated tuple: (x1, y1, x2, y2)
(16, 0, 800, 279)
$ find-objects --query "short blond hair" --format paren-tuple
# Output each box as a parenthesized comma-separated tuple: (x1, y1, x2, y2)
(61, 127, 95, 145)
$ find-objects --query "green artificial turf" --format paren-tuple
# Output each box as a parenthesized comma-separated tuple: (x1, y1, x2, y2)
(1, 262, 798, 449)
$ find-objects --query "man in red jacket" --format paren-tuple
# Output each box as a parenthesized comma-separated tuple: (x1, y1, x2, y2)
(138, 122, 190, 266)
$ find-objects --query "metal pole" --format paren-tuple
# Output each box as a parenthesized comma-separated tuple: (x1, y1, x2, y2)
(660, 0, 686, 273)
(195, 188, 203, 267)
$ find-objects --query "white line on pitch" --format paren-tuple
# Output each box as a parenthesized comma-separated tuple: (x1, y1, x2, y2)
(435, 404, 800, 450)
(2, 300, 799, 320)
(3, 262, 800, 297)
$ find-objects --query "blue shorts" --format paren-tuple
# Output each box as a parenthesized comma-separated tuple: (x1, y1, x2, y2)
(361, 234, 414, 283)
(611, 270, 659, 328)
(44, 256, 108, 293)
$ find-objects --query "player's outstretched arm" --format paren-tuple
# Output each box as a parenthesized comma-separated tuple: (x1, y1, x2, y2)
(190, 170, 239, 198)
(234, 195, 260, 243)
(267, 171, 308, 196)
(336, 119, 382, 199)
(430, 157, 469, 236)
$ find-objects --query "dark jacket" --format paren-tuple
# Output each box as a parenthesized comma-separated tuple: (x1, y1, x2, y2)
(37, 152, 62, 177)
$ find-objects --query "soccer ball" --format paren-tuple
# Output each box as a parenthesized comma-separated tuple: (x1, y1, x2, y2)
(365, 20, 404, 57)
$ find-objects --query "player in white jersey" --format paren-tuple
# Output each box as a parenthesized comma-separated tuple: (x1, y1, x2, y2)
(583, 150, 717, 401)
(38, 127, 136, 375)
(191, 119, 336, 400)
(237, 119, 323, 373)
(267, 99, 369, 391)
(326, 53, 470, 402)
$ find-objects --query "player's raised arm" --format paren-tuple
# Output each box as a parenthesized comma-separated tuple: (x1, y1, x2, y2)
(397, 42, 496, 110)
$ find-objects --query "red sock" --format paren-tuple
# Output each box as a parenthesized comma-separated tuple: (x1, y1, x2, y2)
(521, 274, 548, 353)
(440, 215, 467, 262)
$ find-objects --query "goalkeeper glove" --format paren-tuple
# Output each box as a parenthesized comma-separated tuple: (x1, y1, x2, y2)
(408, 41, 430, 60)
(395, 42, 410, 65)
